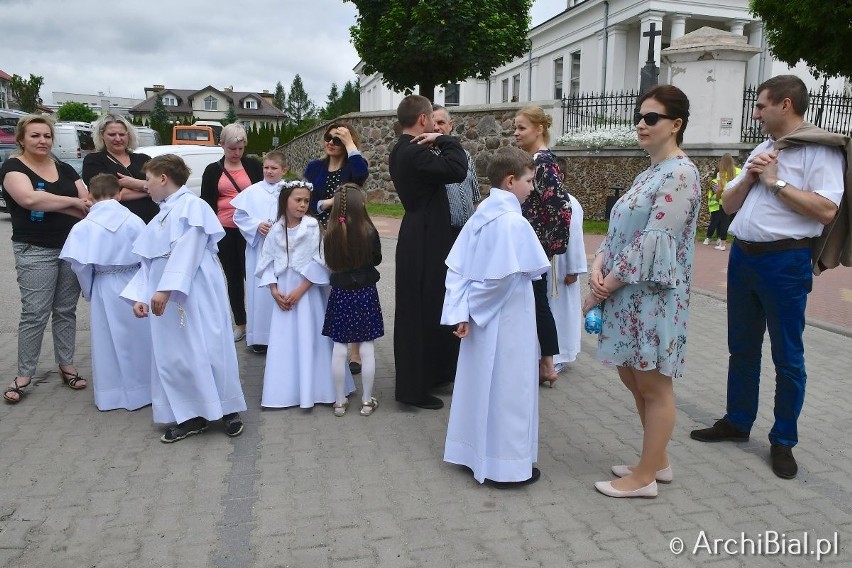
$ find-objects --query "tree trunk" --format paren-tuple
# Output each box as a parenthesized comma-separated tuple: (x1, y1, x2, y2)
(418, 82, 436, 102)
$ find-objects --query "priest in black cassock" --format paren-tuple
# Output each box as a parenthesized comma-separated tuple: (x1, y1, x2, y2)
(390, 95, 468, 409)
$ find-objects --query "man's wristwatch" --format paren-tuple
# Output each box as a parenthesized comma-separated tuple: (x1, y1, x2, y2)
(772, 179, 787, 195)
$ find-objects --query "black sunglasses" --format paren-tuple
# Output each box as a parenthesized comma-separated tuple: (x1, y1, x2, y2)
(633, 112, 676, 126)
(323, 133, 343, 146)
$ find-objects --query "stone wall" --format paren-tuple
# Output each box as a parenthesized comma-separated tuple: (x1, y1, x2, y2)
(283, 104, 753, 228)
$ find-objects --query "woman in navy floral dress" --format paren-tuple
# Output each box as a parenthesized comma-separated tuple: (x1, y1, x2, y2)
(514, 106, 573, 386)
(584, 86, 701, 499)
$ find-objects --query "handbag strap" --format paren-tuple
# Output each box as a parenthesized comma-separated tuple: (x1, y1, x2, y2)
(220, 162, 244, 193)
(104, 152, 134, 177)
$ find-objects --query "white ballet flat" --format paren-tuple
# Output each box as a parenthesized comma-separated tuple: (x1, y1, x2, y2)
(594, 480, 658, 498)
(611, 464, 673, 483)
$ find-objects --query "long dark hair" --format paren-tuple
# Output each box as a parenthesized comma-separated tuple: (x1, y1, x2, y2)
(323, 183, 376, 272)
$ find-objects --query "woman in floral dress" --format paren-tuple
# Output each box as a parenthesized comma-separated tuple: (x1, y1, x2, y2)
(514, 106, 573, 386)
(584, 85, 701, 499)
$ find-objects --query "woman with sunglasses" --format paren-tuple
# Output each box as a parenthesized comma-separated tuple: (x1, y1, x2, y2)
(583, 85, 701, 499)
(304, 121, 369, 373)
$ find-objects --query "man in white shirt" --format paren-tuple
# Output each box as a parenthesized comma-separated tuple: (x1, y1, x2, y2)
(690, 76, 845, 479)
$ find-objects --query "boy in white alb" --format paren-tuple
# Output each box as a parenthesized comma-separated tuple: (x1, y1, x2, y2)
(59, 173, 152, 411)
(121, 155, 247, 443)
(231, 151, 287, 353)
(442, 146, 550, 487)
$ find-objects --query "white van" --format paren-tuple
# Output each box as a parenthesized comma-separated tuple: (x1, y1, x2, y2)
(136, 127, 160, 147)
(53, 123, 95, 160)
(137, 144, 224, 196)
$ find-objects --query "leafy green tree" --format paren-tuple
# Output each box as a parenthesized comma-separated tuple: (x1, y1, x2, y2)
(750, 0, 852, 79)
(8, 73, 45, 113)
(285, 74, 318, 127)
(149, 94, 171, 142)
(56, 102, 98, 123)
(223, 103, 238, 125)
(340, 79, 360, 114)
(273, 81, 286, 111)
(346, 0, 532, 101)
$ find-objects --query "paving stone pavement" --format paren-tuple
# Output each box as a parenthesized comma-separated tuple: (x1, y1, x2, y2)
(0, 216, 850, 567)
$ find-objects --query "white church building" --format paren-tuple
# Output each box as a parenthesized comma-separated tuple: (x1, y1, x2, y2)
(357, 0, 847, 112)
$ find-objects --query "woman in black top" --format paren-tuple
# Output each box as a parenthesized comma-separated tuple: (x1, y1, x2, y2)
(82, 114, 157, 222)
(0, 115, 91, 404)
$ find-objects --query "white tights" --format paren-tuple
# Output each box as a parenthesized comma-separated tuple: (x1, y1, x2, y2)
(332, 341, 375, 405)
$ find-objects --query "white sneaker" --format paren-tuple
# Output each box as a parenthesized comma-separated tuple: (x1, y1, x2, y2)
(703, 238, 710, 245)
(714, 244, 726, 251)
(233, 328, 246, 342)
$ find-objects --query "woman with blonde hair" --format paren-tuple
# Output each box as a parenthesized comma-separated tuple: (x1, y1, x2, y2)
(513, 106, 572, 386)
(0, 115, 91, 403)
(82, 114, 157, 222)
(704, 153, 741, 251)
(200, 123, 263, 342)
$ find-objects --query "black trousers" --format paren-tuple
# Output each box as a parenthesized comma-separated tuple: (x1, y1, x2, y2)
(218, 227, 247, 326)
(532, 273, 559, 357)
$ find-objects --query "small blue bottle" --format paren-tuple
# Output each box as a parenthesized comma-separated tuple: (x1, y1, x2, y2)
(30, 182, 46, 222)
(584, 304, 603, 334)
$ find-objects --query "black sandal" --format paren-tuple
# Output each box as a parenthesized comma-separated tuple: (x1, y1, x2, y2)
(59, 368, 87, 390)
(3, 377, 30, 404)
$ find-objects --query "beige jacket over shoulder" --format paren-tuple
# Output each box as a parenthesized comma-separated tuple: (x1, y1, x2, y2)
(774, 122, 852, 275)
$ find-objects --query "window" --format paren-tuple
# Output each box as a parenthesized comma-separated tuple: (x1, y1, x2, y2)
(444, 83, 460, 106)
(553, 57, 564, 99)
(569, 51, 581, 96)
(241, 121, 252, 130)
(512, 74, 521, 102)
(501, 78, 509, 103)
(243, 99, 258, 110)
(0, 90, 6, 109)
(204, 95, 218, 111)
(162, 95, 177, 106)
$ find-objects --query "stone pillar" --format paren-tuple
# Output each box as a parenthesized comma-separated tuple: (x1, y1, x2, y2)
(606, 24, 628, 92)
(746, 22, 764, 87)
(670, 14, 688, 42)
(727, 19, 750, 36)
(638, 11, 665, 84)
(662, 27, 761, 145)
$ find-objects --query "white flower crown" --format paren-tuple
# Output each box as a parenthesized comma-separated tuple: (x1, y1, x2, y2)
(280, 180, 314, 190)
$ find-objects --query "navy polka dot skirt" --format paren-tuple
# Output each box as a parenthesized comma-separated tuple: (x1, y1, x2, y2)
(322, 284, 384, 343)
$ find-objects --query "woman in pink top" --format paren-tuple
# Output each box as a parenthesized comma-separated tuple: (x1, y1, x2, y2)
(200, 123, 263, 341)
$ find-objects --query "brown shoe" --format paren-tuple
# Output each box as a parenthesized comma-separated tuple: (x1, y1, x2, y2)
(690, 418, 749, 442)
(770, 444, 797, 479)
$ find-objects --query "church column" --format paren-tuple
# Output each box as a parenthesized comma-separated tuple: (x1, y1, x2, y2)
(670, 14, 688, 42)
(638, 11, 665, 88)
(727, 19, 750, 36)
(746, 21, 764, 87)
(606, 24, 628, 92)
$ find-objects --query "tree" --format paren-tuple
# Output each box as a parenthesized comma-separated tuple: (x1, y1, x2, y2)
(223, 103, 238, 125)
(340, 79, 360, 114)
(57, 102, 98, 123)
(320, 83, 341, 120)
(8, 74, 45, 113)
(273, 81, 286, 111)
(750, 0, 852, 79)
(285, 74, 318, 127)
(346, 0, 532, 101)
(149, 94, 171, 142)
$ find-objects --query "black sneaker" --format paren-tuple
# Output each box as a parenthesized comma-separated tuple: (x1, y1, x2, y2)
(690, 418, 750, 442)
(223, 412, 244, 437)
(770, 444, 798, 479)
(161, 417, 208, 443)
(487, 467, 542, 489)
(250, 345, 268, 354)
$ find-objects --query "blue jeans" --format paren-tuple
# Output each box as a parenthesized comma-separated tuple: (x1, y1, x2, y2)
(724, 242, 811, 447)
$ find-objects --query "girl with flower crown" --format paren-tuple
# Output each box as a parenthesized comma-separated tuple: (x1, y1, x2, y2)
(322, 183, 384, 417)
(256, 180, 354, 408)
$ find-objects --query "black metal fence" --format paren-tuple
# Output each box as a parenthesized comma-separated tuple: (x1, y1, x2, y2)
(741, 85, 852, 143)
(561, 91, 638, 134)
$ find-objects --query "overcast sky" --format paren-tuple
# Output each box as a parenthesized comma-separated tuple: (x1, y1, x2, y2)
(1, 0, 567, 106)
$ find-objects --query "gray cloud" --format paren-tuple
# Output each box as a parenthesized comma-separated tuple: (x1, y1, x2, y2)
(2, 0, 564, 106)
